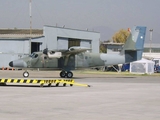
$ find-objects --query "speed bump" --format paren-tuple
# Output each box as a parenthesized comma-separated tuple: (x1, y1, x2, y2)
(0, 78, 90, 87)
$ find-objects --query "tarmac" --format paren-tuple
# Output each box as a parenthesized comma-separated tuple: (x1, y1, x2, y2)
(0, 70, 160, 120)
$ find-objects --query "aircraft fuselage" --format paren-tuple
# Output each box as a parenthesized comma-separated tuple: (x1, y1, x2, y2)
(10, 52, 128, 69)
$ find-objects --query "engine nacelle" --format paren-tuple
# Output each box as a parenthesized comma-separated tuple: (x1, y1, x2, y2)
(47, 51, 62, 58)
(69, 46, 90, 51)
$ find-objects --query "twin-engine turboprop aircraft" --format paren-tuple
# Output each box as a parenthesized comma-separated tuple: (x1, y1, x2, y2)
(9, 26, 147, 78)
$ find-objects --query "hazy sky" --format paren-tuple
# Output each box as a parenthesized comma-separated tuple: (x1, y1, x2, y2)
(0, 0, 159, 43)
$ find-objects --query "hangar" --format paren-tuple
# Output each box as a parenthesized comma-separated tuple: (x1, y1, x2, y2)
(42, 26, 100, 53)
(0, 26, 100, 68)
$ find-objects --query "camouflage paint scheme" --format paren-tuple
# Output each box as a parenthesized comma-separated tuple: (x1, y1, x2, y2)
(9, 26, 146, 78)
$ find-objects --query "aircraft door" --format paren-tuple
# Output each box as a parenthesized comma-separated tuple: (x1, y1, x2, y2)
(27, 59, 32, 67)
(65, 55, 75, 70)
(40, 54, 50, 68)
(41, 55, 47, 67)
(31, 55, 39, 66)
(37, 54, 58, 68)
(68, 55, 75, 70)
(28, 53, 39, 67)
(58, 57, 65, 68)
(84, 53, 94, 67)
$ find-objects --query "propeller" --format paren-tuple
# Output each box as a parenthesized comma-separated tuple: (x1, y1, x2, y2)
(43, 38, 49, 55)
(43, 48, 48, 55)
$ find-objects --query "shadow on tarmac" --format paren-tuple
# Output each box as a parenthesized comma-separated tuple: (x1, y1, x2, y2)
(72, 77, 136, 79)
(0, 84, 69, 88)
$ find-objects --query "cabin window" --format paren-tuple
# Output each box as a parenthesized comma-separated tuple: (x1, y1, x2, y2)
(30, 53, 38, 58)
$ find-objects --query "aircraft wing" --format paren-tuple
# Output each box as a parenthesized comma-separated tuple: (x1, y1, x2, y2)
(46, 46, 91, 58)
(63, 46, 91, 55)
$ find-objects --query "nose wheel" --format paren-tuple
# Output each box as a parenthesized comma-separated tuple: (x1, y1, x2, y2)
(60, 71, 73, 78)
(23, 71, 29, 77)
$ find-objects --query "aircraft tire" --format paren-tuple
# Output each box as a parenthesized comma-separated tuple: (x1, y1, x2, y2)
(66, 71, 73, 78)
(23, 71, 29, 77)
(60, 71, 66, 78)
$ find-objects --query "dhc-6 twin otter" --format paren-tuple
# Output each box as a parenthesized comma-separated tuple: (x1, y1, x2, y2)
(9, 26, 147, 78)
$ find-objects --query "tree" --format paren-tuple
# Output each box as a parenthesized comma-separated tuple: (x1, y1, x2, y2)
(99, 41, 107, 53)
(112, 29, 130, 43)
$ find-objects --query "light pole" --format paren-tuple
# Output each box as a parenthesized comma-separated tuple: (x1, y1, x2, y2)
(149, 29, 153, 53)
(29, 0, 32, 55)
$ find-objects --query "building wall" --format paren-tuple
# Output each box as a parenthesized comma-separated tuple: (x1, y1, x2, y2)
(43, 26, 100, 53)
(0, 39, 29, 67)
(57, 37, 68, 50)
(80, 40, 92, 48)
(0, 39, 29, 54)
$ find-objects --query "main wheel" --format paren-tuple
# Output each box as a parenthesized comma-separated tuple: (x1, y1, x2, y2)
(60, 71, 66, 78)
(66, 71, 73, 78)
(23, 71, 29, 77)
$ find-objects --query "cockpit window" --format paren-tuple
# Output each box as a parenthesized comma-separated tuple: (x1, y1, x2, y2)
(30, 53, 35, 57)
(30, 53, 38, 58)
(35, 54, 38, 58)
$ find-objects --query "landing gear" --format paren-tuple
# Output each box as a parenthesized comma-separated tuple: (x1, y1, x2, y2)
(60, 71, 66, 78)
(60, 71, 73, 78)
(23, 71, 29, 77)
(22, 70, 73, 78)
(66, 71, 73, 78)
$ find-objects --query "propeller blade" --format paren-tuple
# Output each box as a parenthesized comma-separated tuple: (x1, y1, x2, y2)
(43, 48, 48, 55)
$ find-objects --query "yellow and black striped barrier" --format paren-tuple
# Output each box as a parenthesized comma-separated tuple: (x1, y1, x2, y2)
(0, 78, 90, 87)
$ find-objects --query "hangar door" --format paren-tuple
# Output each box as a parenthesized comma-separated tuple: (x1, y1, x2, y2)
(80, 40, 91, 48)
(68, 38, 80, 49)
(58, 38, 90, 49)
(31, 42, 41, 53)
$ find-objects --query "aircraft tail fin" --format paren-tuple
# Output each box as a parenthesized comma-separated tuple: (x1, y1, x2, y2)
(121, 26, 147, 62)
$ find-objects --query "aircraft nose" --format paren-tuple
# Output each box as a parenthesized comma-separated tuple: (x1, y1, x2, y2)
(9, 60, 27, 67)
(9, 61, 13, 67)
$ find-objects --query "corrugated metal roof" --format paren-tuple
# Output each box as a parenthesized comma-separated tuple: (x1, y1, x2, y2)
(0, 29, 43, 34)
(0, 34, 43, 39)
(0, 29, 43, 39)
